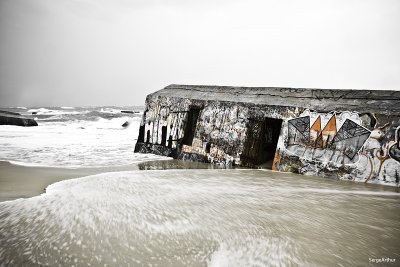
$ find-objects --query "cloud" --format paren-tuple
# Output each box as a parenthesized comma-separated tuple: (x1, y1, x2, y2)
(0, 0, 399, 107)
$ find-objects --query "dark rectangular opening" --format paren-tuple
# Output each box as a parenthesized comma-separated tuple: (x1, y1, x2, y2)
(138, 125, 145, 143)
(138, 111, 147, 143)
(161, 126, 167, 146)
(146, 130, 151, 143)
(182, 108, 201, 146)
(241, 117, 283, 168)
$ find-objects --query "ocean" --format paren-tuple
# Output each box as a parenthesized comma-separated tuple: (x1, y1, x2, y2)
(0, 106, 399, 266)
(0, 106, 166, 168)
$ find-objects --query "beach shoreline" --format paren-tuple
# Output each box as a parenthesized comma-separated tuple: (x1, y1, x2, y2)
(1, 159, 398, 203)
(0, 161, 104, 202)
(0, 159, 225, 202)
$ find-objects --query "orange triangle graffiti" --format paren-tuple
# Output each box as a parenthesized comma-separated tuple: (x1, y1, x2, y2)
(310, 116, 321, 145)
(320, 114, 337, 147)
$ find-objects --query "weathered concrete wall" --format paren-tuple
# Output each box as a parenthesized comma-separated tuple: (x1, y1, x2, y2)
(276, 110, 400, 185)
(135, 85, 400, 186)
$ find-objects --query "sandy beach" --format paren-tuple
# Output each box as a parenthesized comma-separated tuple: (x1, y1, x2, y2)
(1, 159, 397, 203)
(0, 161, 100, 202)
(0, 159, 220, 202)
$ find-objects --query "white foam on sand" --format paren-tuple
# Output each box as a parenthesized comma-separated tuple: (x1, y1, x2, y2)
(1, 169, 399, 266)
(269, 187, 400, 196)
(0, 170, 304, 266)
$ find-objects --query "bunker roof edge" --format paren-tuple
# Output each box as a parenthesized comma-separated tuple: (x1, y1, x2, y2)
(147, 84, 400, 115)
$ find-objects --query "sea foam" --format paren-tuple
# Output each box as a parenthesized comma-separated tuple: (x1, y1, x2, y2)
(1, 169, 399, 266)
(0, 107, 164, 168)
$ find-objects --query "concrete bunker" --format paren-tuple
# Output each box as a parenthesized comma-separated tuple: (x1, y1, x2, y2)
(134, 84, 400, 186)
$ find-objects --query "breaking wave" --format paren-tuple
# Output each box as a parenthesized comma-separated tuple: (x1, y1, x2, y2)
(0, 106, 157, 168)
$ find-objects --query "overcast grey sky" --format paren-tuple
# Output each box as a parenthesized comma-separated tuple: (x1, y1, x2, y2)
(0, 0, 399, 107)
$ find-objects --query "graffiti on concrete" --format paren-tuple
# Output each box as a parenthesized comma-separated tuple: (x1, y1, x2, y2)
(280, 110, 400, 184)
(331, 119, 371, 160)
(389, 126, 400, 163)
(288, 116, 309, 145)
(315, 115, 336, 148)
(358, 121, 400, 183)
(309, 116, 321, 144)
(287, 112, 370, 163)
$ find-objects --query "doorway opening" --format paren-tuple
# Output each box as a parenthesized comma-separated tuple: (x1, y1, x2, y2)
(146, 130, 151, 144)
(138, 125, 145, 143)
(161, 126, 167, 146)
(182, 107, 201, 146)
(241, 117, 283, 168)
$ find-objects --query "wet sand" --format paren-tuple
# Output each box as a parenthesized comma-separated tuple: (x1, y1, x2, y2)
(0, 160, 224, 202)
(1, 159, 397, 202)
(0, 161, 99, 202)
(1, 168, 399, 266)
